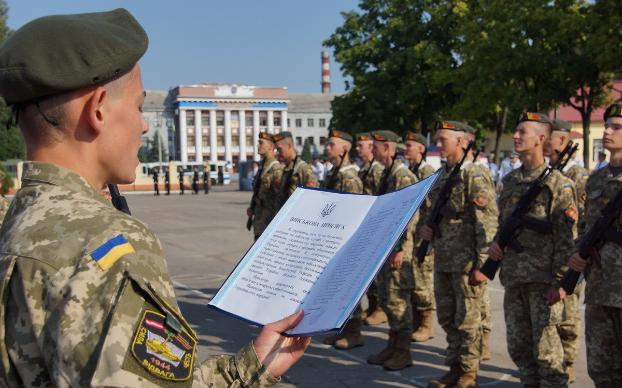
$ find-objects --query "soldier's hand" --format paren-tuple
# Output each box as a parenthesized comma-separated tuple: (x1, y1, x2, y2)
(389, 251, 404, 269)
(253, 310, 311, 378)
(568, 253, 588, 272)
(420, 225, 434, 241)
(546, 287, 566, 306)
(246, 208, 253, 217)
(487, 242, 504, 261)
(468, 268, 487, 286)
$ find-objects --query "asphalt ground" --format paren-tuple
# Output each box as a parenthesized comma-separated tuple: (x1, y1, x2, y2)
(127, 188, 591, 387)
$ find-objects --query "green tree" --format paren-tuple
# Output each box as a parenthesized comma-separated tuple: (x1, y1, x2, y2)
(301, 138, 312, 162)
(0, 162, 13, 195)
(139, 131, 168, 163)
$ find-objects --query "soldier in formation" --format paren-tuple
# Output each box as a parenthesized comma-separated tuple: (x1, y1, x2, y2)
(0, 9, 309, 386)
(488, 112, 577, 387)
(152, 166, 160, 195)
(568, 103, 622, 388)
(192, 167, 200, 194)
(420, 121, 498, 388)
(178, 167, 185, 195)
(247, 132, 283, 240)
(202, 165, 210, 194)
(355, 132, 387, 325)
(273, 131, 318, 204)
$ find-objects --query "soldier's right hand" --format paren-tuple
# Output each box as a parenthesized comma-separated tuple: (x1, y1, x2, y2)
(487, 242, 504, 261)
(568, 253, 588, 272)
(420, 225, 434, 241)
(246, 208, 253, 217)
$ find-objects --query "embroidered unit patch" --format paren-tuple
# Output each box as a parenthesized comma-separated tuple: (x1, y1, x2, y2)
(91, 234, 135, 270)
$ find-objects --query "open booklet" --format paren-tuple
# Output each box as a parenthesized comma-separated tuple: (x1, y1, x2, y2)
(208, 171, 440, 336)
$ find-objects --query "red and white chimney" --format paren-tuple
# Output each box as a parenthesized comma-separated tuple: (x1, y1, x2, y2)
(321, 51, 331, 94)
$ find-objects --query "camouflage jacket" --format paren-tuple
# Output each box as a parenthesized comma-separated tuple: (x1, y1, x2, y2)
(280, 156, 317, 200)
(424, 161, 498, 273)
(409, 161, 436, 260)
(0, 162, 278, 387)
(0, 196, 9, 229)
(252, 157, 284, 237)
(497, 163, 577, 288)
(358, 159, 384, 195)
(323, 160, 363, 194)
(409, 160, 436, 182)
(562, 160, 589, 221)
(582, 166, 622, 308)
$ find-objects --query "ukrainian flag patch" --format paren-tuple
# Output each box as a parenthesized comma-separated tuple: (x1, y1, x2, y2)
(91, 234, 135, 270)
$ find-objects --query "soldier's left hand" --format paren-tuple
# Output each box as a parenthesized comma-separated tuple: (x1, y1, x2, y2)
(253, 310, 311, 377)
(546, 287, 566, 306)
(468, 268, 487, 285)
(389, 251, 404, 269)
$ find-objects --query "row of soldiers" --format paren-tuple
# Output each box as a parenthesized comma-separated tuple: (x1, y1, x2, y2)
(151, 166, 210, 195)
(248, 105, 622, 388)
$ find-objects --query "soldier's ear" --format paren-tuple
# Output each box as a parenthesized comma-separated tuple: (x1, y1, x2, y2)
(85, 86, 107, 135)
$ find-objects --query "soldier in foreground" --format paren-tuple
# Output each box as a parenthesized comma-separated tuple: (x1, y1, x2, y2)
(366, 130, 417, 371)
(420, 121, 498, 388)
(568, 103, 622, 388)
(546, 119, 589, 382)
(273, 131, 318, 204)
(0, 9, 309, 386)
(355, 132, 387, 325)
(488, 112, 576, 387)
(246, 132, 283, 240)
(321, 130, 364, 350)
(403, 131, 436, 343)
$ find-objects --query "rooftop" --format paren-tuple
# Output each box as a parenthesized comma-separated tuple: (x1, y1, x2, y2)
(288, 93, 336, 113)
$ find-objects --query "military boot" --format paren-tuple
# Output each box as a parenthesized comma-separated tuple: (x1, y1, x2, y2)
(480, 331, 491, 360)
(364, 293, 379, 319)
(412, 309, 435, 342)
(383, 332, 413, 370)
(367, 331, 396, 365)
(455, 371, 477, 388)
(365, 306, 388, 326)
(334, 318, 364, 350)
(322, 333, 341, 346)
(427, 364, 461, 388)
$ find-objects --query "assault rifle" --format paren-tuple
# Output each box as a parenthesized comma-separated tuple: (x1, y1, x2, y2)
(322, 150, 348, 190)
(375, 153, 397, 196)
(415, 140, 474, 264)
(557, 142, 579, 172)
(246, 159, 265, 231)
(479, 142, 576, 280)
(561, 185, 622, 294)
(107, 184, 131, 215)
(279, 156, 297, 206)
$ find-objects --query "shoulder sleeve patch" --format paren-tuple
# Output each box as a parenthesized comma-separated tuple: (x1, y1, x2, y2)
(91, 234, 135, 270)
(565, 206, 578, 224)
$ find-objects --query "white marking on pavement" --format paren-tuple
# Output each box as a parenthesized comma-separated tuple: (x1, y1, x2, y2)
(172, 280, 214, 301)
(479, 373, 512, 385)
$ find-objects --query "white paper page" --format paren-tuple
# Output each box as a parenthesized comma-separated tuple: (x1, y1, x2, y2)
(209, 188, 377, 325)
(287, 172, 440, 335)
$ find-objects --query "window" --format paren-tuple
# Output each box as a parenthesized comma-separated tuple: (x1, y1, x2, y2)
(307, 118, 314, 127)
(246, 135, 253, 145)
(259, 111, 268, 126)
(245, 112, 254, 127)
(295, 119, 302, 127)
(307, 136, 314, 145)
(216, 111, 224, 126)
(319, 136, 327, 146)
(232, 134, 239, 146)
(185, 110, 194, 127)
(593, 139, 604, 162)
(319, 118, 326, 127)
(187, 136, 195, 147)
(217, 135, 224, 146)
(273, 111, 281, 127)
(201, 111, 209, 126)
(296, 136, 303, 146)
(202, 137, 208, 148)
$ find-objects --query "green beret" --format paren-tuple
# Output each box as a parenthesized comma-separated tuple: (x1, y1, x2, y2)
(604, 103, 622, 121)
(0, 8, 148, 105)
(553, 120, 571, 132)
(405, 131, 427, 146)
(517, 112, 552, 126)
(356, 132, 373, 141)
(372, 130, 401, 143)
(258, 132, 273, 142)
(436, 120, 475, 133)
(328, 129, 353, 143)
(272, 131, 292, 142)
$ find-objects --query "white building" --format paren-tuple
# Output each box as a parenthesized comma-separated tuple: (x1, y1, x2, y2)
(287, 93, 334, 155)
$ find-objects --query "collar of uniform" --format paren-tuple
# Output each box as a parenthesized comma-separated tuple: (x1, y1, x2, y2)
(390, 159, 407, 173)
(444, 159, 472, 173)
(21, 161, 112, 207)
(518, 162, 548, 182)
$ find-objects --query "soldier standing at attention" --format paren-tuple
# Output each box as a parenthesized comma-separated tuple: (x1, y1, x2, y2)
(178, 167, 185, 195)
(192, 167, 200, 194)
(164, 166, 171, 195)
(546, 119, 589, 383)
(0, 9, 309, 386)
(320, 130, 364, 350)
(246, 132, 283, 240)
(355, 132, 387, 325)
(420, 121, 498, 388)
(403, 131, 437, 343)
(568, 103, 622, 388)
(273, 131, 318, 204)
(152, 166, 160, 196)
(487, 112, 577, 388)
(202, 165, 210, 194)
(366, 130, 417, 371)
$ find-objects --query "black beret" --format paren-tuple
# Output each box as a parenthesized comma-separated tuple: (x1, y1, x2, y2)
(372, 130, 401, 142)
(604, 103, 622, 121)
(517, 112, 552, 126)
(0, 8, 148, 105)
(328, 129, 353, 143)
(436, 120, 475, 133)
(272, 131, 292, 142)
(405, 131, 427, 146)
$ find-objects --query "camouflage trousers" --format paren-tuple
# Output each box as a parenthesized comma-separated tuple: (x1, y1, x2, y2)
(480, 286, 491, 334)
(411, 255, 435, 311)
(585, 303, 622, 386)
(504, 283, 567, 387)
(559, 283, 583, 367)
(379, 260, 413, 334)
(434, 271, 484, 373)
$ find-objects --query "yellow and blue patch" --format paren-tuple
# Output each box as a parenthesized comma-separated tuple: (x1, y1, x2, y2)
(91, 234, 135, 270)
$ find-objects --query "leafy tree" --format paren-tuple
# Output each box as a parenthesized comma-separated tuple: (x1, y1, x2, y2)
(0, 162, 13, 195)
(301, 138, 313, 162)
(139, 131, 168, 163)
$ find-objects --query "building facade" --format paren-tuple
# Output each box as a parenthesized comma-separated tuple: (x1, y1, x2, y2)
(287, 93, 334, 155)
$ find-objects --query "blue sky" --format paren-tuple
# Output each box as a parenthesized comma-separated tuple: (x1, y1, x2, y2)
(6, 0, 359, 93)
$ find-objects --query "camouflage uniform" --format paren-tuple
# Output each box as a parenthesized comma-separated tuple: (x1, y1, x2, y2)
(0, 162, 278, 387)
(425, 161, 498, 374)
(358, 159, 384, 195)
(323, 161, 362, 193)
(581, 165, 622, 386)
(558, 158, 589, 373)
(280, 156, 317, 201)
(251, 157, 283, 239)
(0, 196, 9, 229)
(498, 163, 577, 387)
